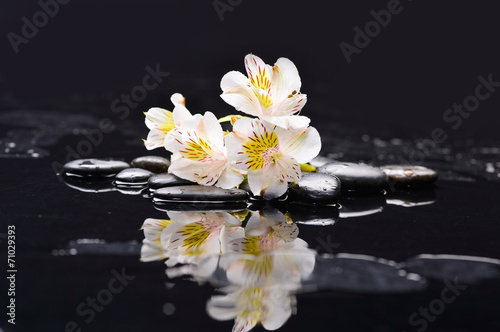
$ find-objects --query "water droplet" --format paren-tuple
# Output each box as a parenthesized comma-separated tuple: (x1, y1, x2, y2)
(163, 303, 175, 315)
(7, 142, 16, 148)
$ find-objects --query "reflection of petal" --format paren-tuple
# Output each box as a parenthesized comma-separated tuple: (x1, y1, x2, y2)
(207, 286, 295, 332)
(142, 218, 173, 246)
(261, 288, 293, 331)
(140, 240, 168, 262)
(151, 212, 244, 267)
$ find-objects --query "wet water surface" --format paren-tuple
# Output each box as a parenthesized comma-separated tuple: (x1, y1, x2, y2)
(1, 110, 500, 332)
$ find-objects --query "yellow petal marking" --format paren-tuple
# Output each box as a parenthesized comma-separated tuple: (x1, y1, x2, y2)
(253, 89, 273, 109)
(248, 61, 271, 92)
(178, 134, 213, 162)
(241, 122, 279, 170)
(176, 220, 219, 255)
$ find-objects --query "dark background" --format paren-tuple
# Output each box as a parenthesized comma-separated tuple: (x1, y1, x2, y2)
(1, 0, 499, 138)
(1, 1, 500, 331)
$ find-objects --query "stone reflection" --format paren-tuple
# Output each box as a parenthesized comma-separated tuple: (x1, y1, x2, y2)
(140, 208, 315, 332)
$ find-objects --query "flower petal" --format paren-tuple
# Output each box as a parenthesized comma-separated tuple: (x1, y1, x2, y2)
(200, 111, 224, 150)
(269, 93, 307, 117)
(271, 57, 302, 101)
(144, 107, 174, 131)
(216, 164, 244, 189)
(245, 54, 272, 92)
(169, 156, 225, 186)
(170, 93, 185, 106)
(275, 154, 301, 184)
(220, 88, 262, 117)
(221, 70, 249, 92)
(144, 128, 168, 150)
(275, 126, 321, 163)
(261, 115, 310, 130)
(172, 104, 193, 126)
(228, 119, 279, 171)
(247, 167, 288, 199)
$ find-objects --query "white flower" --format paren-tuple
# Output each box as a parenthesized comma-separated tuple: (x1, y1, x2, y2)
(143, 93, 191, 150)
(164, 110, 244, 188)
(220, 54, 309, 129)
(226, 118, 321, 199)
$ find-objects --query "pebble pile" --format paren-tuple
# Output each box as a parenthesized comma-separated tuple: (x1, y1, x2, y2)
(62, 155, 438, 210)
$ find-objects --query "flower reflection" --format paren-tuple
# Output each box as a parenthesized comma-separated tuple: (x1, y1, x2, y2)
(141, 208, 315, 332)
(140, 211, 244, 267)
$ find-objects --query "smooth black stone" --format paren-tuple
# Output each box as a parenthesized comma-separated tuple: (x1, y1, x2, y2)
(115, 168, 153, 184)
(153, 200, 248, 212)
(309, 155, 337, 168)
(381, 165, 438, 185)
(238, 178, 251, 194)
(131, 155, 170, 173)
(153, 185, 249, 202)
(63, 159, 130, 177)
(290, 173, 341, 203)
(405, 255, 500, 284)
(318, 162, 388, 190)
(148, 173, 196, 189)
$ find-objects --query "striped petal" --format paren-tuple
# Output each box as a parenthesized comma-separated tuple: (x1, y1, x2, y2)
(144, 128, 169, 150)
(245, 54, 272, 93)
(144, 107, 175, 132)
(275, 126, 321, 164)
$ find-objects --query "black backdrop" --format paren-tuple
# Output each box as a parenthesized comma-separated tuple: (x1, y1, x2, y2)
(1, 2, 500, 331)
(1, 0, 499, 139)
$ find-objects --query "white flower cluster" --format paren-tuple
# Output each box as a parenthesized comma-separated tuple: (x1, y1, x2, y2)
(143, 54, 321, 199)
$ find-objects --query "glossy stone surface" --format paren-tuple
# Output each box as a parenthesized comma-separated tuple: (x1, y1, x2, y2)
(131, 156, 170, 173)
(115, 168, 154, 184)
(148, 173, 195, 189)
(63, 159, 130, 177)
(153, 185, 249, 202)
(309, 155, 337, 168)
(318, 162, 388, 190)
(290, 173, 341, 202)
(381, 165, 438, 185)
